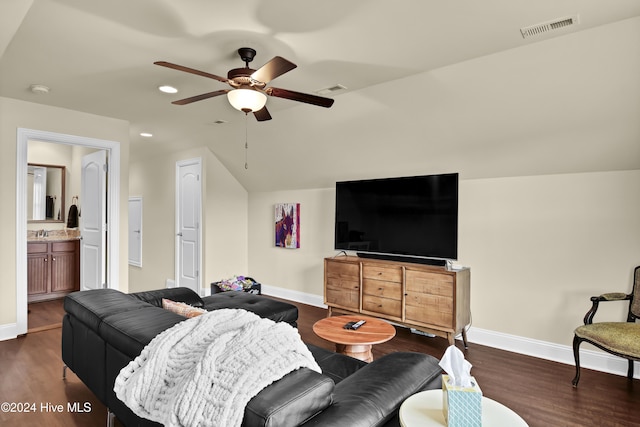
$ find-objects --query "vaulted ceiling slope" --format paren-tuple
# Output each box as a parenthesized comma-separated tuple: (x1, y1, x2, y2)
(1, 0, 639, 191)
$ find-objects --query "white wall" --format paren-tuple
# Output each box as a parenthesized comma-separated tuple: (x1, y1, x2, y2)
(248, 170, 640, 348)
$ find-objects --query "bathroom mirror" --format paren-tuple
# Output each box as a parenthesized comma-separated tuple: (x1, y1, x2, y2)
(27, 163, 65, 223)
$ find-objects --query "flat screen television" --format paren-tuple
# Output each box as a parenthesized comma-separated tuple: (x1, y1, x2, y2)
(334, 173, 458, 264)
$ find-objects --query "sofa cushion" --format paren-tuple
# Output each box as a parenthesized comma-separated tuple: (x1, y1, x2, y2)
(130, 287, 205, 308)
(64, 289, 148, 333)
(99, 306, 185, 358)
(307, 344, 366, 384)
(202, 292, 298, 326)
(162, 298, 207, 318)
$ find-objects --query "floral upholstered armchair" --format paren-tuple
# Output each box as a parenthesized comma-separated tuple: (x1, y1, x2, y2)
(572, 266, 640, 386)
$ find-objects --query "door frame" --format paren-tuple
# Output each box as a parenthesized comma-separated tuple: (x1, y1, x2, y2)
(16, 128, 120, 336)
(175, 157, 203, 295)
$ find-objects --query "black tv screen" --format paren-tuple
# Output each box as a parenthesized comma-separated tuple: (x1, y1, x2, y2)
(334, 173, 458, 261)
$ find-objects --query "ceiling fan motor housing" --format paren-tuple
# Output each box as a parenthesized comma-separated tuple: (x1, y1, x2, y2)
(238, 47, 257, 65)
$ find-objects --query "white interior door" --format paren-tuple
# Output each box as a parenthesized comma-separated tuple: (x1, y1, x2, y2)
(128, 197, 142, 267)
(80, 150, 107, 291)
(176, 159, 201, 294)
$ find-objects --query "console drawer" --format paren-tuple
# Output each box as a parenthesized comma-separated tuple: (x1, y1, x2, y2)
(362, 279, 402, 301)
(362, 295, 402, 318)
(362, 265, 402, 283)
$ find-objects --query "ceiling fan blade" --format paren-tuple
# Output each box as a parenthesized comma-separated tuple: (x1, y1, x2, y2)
(171, 90, 229, 105)
(154, 61, 229, 83)
(251, 56, 296, 84)
(267, 87, 334, 108)
(253, 106, 272, 121)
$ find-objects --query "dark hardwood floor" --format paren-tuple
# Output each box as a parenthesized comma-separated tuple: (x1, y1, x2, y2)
(1, 296, 638, 426)
(28, 298, 65, 332)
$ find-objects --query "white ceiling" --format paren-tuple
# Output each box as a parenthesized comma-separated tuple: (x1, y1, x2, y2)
(2, 0, 639, 191)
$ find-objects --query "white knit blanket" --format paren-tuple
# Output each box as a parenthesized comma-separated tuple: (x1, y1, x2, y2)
(114, 309, 321, 427)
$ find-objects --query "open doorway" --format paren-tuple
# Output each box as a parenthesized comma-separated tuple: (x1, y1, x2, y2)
(16, 128, 121, 337)
(25, 141, 108, 332)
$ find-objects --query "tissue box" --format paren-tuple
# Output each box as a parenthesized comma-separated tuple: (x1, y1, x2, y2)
(442, 374, 482, 427)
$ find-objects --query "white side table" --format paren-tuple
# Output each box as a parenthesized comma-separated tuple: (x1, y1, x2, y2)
(399, 390, 528, 427)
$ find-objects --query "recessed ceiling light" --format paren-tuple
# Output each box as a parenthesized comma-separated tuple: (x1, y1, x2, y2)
(140, 132, 153, 138)
(158, 85, 178, 94)
(30, 84, 50, 94)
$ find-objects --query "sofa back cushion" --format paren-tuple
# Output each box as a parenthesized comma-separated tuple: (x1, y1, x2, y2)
(100, 306, 185, 358)
(130, 287, 205, 308)
(64, 289, 149, 333)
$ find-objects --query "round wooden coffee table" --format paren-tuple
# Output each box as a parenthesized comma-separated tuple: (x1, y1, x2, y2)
(312, 315, 396, 362)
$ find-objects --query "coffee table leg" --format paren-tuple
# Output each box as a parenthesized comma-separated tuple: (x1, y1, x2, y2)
(336, 344, 373, 362)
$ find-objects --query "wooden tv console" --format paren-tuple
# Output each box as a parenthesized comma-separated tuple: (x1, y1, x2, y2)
(323, 256, 470, 347)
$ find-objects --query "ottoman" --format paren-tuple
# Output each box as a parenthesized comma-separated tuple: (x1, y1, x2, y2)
(202, 291, 299, 327)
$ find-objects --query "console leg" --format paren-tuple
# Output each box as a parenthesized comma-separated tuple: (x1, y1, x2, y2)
(107, 409, 115, 427)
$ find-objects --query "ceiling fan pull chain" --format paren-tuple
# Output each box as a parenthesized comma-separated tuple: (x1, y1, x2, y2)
(244, 113, 249, 170)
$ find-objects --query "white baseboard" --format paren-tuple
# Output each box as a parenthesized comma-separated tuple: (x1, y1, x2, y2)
(466, 327, 640, 380)
(261, 284, 326, 308)
(0, 323, 18, 342)
(262, 284, 639, 380)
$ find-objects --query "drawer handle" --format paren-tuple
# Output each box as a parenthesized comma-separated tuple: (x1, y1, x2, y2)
(378, 287, 383, 291)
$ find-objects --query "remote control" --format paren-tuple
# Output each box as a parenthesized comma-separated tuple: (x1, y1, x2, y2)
(351, 320, 366, 330)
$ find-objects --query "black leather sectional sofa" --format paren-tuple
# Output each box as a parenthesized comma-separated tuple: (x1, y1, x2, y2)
(62, 287, 442, 427)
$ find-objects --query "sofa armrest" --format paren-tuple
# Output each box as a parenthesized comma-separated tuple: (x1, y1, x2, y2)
(243, 368, 334, 427)
(300, 352, 442, 426)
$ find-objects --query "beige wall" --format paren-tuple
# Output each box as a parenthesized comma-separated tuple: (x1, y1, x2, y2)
(128, 146, 248, 294)
(0, 96, 129, 330)
(248, 188, 334, 298)
(248, 170, 640, 347)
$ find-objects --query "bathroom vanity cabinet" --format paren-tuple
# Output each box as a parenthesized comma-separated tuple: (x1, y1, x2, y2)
(27, 239, 80, 303)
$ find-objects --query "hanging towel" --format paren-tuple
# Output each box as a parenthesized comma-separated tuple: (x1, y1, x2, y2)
(67, 204, 79, 228)
(46, 196, 54, 219)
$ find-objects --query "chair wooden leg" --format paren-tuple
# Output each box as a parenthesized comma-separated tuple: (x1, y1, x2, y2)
(627, 359, 634, 379)
(572, 335, 582, 387)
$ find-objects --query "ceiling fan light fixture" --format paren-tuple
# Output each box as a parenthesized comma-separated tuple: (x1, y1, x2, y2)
(158, 85, 178, 94)
(227, 88, 267, 113)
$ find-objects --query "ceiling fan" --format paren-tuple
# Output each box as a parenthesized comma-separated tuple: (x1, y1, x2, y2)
(154, 47, 335, 121)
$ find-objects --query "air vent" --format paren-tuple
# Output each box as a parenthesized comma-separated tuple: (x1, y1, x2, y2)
(316, 84, 347, 96)
(520, 15, 580, 39)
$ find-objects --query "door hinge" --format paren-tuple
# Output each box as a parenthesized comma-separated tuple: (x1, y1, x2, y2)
(103, 162, 109, 173)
